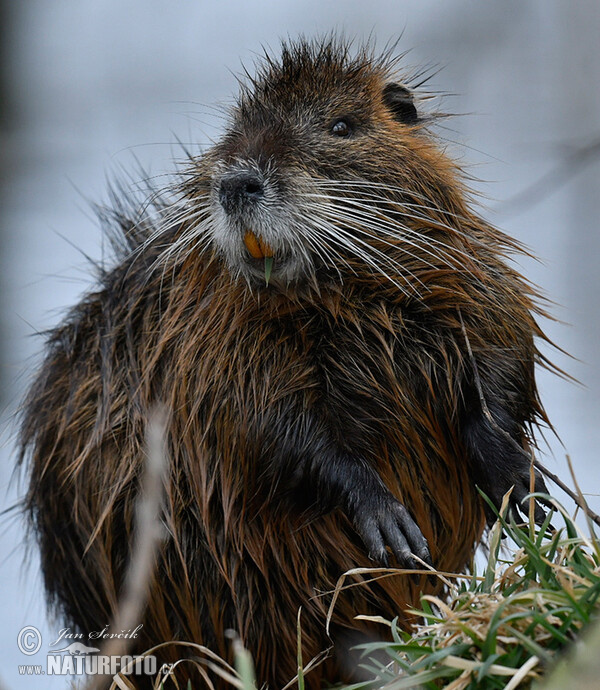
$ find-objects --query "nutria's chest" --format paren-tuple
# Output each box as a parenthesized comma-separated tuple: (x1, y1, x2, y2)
(182, 292, 461, 454)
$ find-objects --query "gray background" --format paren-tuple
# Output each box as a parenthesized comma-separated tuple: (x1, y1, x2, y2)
(1, 1, 599, 687)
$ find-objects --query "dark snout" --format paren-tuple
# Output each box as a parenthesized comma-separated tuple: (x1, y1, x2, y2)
(219, 171, 265, 215)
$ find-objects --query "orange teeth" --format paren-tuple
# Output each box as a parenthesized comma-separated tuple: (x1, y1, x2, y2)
(244, 230, 273, 259)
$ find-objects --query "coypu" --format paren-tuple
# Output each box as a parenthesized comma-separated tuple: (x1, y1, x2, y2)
(19, 37, 552, 687)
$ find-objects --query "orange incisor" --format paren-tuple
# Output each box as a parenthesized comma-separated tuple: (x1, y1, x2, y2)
(244, 231, 274, 285)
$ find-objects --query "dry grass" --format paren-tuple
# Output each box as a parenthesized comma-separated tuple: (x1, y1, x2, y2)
(342, 492, 600, 689)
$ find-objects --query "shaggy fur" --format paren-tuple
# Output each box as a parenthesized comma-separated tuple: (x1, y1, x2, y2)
(20, 38, 551, 688)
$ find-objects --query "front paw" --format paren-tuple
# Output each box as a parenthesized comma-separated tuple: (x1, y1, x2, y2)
(481, 461, 550, 527)
(349, 491, 432, 569)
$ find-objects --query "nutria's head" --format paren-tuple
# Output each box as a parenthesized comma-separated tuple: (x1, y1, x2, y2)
(180, 38, 472, 292)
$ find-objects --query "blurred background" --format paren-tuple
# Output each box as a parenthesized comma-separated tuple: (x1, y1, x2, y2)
(1, 1, 598, 687)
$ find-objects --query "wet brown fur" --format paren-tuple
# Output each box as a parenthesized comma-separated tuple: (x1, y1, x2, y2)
(20, 38, 551, 687)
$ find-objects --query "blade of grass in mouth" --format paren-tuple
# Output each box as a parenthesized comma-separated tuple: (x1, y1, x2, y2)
(264, 256, 273, 286)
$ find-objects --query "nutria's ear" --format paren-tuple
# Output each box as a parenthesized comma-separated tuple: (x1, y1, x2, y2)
(383, 83, 418, 125)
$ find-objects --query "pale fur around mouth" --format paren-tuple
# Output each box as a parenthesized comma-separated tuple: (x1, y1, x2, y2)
(209, 208, 315, 287)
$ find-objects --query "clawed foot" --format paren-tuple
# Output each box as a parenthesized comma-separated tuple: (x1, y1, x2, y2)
(481, 463, 551, 527)
(349, 490, 432, 570)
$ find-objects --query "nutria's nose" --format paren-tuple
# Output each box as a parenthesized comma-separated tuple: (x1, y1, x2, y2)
(219, 172, 264, 215)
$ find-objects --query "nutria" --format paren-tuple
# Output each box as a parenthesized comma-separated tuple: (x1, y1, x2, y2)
(19, 37, 551, 688)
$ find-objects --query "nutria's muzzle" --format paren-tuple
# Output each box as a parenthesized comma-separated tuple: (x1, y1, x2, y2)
(212, 162, 306, 287)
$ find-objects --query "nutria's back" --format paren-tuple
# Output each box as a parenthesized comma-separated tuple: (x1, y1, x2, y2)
(19, 37, 550, 688)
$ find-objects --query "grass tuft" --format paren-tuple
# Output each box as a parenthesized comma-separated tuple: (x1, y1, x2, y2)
(343, 494, 600, 690)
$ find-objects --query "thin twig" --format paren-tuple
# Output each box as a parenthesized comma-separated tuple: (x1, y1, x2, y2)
(458, 312, 530, 457)
(544, 455, 600, 529)
(459, 312, 600, 529)
(498, 136, 600, 219)
(87, 406, 168, 690)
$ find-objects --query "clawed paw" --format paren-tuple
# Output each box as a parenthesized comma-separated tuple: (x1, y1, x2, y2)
(483, 465, 551, 527)
(350, 492, 432, 570)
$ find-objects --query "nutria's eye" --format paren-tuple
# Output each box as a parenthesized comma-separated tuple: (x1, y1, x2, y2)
(331, 119, 352, 137)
